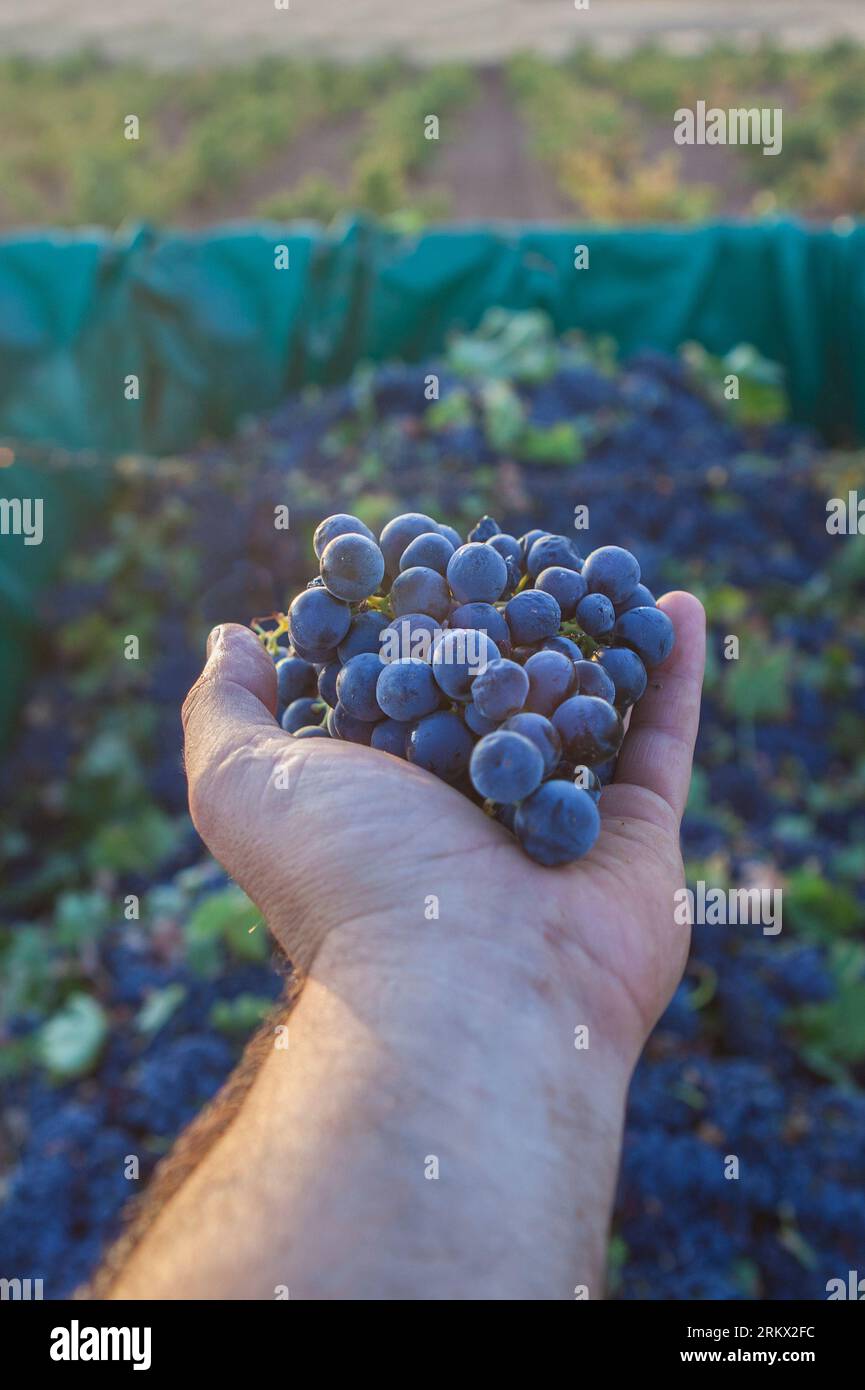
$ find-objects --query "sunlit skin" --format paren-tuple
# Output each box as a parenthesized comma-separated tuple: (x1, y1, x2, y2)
(107, 592, 704, 1301)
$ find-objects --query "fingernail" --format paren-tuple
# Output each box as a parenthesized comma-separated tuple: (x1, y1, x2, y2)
(206, 625, 223, 658)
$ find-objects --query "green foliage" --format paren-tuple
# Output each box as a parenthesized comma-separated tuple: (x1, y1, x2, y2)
(783, 870, 862, 942)
(721, 641, 794, 722)
(37, 993, 108, 1079)
(183, 886, 269, 975)
(209, 994, 274, 1036)
(448, 310, 560, 383)
(682, 343, 789, 426)
(136, 984, 187, 1036)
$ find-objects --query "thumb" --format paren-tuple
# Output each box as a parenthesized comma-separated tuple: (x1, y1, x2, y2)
(181, 622, 296, 934)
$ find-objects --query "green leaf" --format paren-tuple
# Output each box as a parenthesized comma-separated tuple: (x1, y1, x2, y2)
(209, 994, 274, 1036)
(184, 886, 266, 974)
(787, 982, 865, 1078)
(38, 993, 108, 1079)
(517, 421, 583, 465)
(87, 806, 179, 873)
(54, 889, 111, 947)
(785, 869, 861, 941)
(479, 379, 525, 452)
(136, 984, 187, 1036)
(721, 642, 793, 721)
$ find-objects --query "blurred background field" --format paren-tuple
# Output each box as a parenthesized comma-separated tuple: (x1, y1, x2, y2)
(4, 40, 865, 227)
(1, 4, 864, 1303)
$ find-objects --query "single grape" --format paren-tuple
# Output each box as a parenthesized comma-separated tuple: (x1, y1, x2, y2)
(314, 513, 376, 559)
(431, 628, 500, 701)
(379, 512, 438, 575)
(487, 533, 523, 569)
(595, 647, 648, 708)
(464, 702, 500, 736)
(438, 523, 463, 550)
(471, 658, 529, 721)
(330, 702, 375, 745)
(541, 634, 584, 661)
(320, 533, 385, 602)
(317, 660, 342, 708)
(534, 565, 587, 618)
(276, 655, 317, 707)
(505, 589, 561, 645)
(391, 565, 451, 621)
(446, 543, 508, 604)
(335, 652, 386, 722)
(281, 697, 325, 734)
(527, 534, 581, 578)
(375, 658, 440, 721)
(469, 730, 544, 803)
(582, 545, 641, 605)
(502, 712, 562, 776)
(573, 659, 616, 703)
(407, 711, 475, 781)
(615, 582, 657, 615)
(552, 695, 624, 764)
(399, 531, 455, 576)
(371, 718, 412, 758)
(448, 601, 510, 648)
(337, 610, 390, 663)
(575, 592, 615, 639)
(515, 782, 601, 866)
(380, 613, 443, 663)
(294, 726, 331, 739)
(523, 649, 576, 717)
(614, 606, 675, 667)
(288, 586, 351, 654)
(519, 528, 548, 561)
(468, 515, 500, 543)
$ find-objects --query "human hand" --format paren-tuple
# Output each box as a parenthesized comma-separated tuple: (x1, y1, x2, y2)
(181, 591, 705, 1067)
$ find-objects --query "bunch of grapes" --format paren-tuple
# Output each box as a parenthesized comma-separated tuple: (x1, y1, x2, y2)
(257, 512, 675, 867)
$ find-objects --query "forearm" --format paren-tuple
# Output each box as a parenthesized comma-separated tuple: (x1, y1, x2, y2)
(107, 918, 634, 1301)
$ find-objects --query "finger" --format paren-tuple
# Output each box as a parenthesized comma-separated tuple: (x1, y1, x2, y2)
(181, 622, 280, 841)
(612, 591, 706, 824)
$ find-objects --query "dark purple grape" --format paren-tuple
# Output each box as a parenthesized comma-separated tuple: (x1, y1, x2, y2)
(614, 606, 675, 667)
(376, 658, 440, 721)
(335, 653, 385, 722)
(469, 730, 544, 803)
(573, 659, 616, 703)
(391, 565, 451, 621)
(399, 531, 455, 576)
(527, 534, 581, 578)
(575, 592, 615, 639)
(596, 647, 648, 708)
(505, 590, 561, 645)
(379, 512, 438, 575)
(407, 711, 474, 781)
(337, 610, 389, 663)
(320, 533, 385, 602)
(314, 513, 376, 559)
(515, 782, 601, 866)
(446, 543, 508, 604)
(552, 695, 624, 764)
(523, 649, 576, 716)
(471, 658, 529, 721)
(502, 711, 561, 776)
(582, 545, 641, 605)
(535, 565, 587, 618)
(432, 628, 500, 700)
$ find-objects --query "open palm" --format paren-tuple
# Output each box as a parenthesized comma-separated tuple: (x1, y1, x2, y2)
(182, 592, 705, 1059)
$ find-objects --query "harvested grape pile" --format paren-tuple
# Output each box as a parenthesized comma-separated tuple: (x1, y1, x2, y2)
(265, 513, 674, 865)
(1, 315, 863, 1299)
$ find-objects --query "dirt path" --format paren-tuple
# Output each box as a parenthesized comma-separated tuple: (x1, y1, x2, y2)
(0, 0, 862, 66)
(413, 70, 571, 222)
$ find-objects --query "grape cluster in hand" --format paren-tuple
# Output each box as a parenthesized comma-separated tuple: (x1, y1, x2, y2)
(260, 513, 675, 867)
